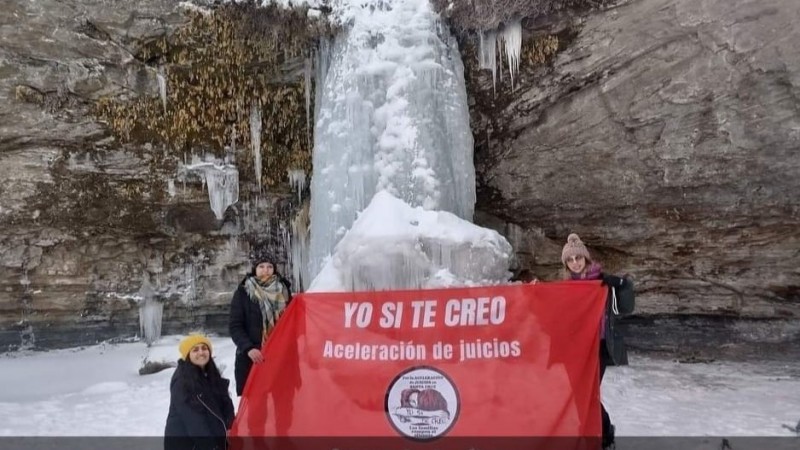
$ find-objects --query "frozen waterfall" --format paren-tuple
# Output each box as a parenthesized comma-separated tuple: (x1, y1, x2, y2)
(309, 0, 476, 283)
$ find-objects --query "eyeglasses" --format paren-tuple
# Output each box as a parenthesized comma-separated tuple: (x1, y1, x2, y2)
(566, 255, 585, 263)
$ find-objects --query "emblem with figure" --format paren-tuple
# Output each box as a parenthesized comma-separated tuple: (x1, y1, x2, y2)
(385, 366, 459, 440)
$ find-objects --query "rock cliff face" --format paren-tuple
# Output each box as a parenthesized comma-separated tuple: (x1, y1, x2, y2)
(1, 0, 798, 358)
(0, 0, 311, 350)
(462, 0, 800, 357)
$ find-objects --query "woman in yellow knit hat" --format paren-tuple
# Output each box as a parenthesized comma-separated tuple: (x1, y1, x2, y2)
(164, 334, 234, 450)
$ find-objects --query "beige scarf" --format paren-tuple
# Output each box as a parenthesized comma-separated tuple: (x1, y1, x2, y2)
(244, 275, 287, 339)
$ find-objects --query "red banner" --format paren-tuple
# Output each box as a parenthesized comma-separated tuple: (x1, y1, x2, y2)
(230, 282, 606, 447)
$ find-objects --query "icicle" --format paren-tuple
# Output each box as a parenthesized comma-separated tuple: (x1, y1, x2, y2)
(139, 299, 163, 346)
(290, 204, 310, 291)
(280, 224, 292, 283)
(499, 19, 522, 90)
(167, 179, 176, 198)
(138, 280, 162, 346)
(230, 124, 237, 154)
(304, 56, 312, 144)
(314, 38, 331, 121)
(205, 164, 239, 220)
(479, 30, 498, 92)
(182, 263, 196, 304)
(157, 66, 167, 112)
(250, 102, 262, 190)
(287, 169, 307, 203)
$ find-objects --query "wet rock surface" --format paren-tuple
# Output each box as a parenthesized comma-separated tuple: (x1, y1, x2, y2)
(469, 0, 800, 358)
(0, 0, 300, 351)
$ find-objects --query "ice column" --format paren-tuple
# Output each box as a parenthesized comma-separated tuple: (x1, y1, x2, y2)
(250, 102, 262, 189)
(304, 57, 313, 141)
(138, 280, 162, 346)
(479, 29, 498, 90)
(157, 66, 167, 112)
(289, 204, 310, 291)
(309, 0, 476, 282)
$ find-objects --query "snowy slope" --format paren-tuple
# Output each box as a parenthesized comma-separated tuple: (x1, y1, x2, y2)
(1, 336, 798, 437)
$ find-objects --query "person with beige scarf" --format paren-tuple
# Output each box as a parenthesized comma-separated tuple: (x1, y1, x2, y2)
(229, 250, 292, 396)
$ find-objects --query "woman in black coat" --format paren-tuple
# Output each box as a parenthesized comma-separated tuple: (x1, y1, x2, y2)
(561, 233, 635, 450)
(229, 251, 292, 396)
(164, 334, 235, 450)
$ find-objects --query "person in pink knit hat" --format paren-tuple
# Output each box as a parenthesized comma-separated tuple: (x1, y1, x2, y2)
(561, 233, 635, 450)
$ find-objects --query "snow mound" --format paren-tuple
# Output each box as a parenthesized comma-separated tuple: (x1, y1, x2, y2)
(309, 191, 512, 292)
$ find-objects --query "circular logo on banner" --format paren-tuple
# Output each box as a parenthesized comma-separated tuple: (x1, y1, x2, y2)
(385, 366, 460, 441)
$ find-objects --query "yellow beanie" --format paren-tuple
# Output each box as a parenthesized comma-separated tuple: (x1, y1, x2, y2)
(178, 334, 213, 360)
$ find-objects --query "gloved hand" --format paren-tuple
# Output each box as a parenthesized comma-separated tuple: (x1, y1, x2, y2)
(601, 273, 625, 288)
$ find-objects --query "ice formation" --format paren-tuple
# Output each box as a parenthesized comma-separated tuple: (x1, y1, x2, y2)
(180, 155, 239, 220)
(204, 166, 239, 220)
(308, 191, 513, 292)
(157, 66, 167, 112)
(479, 29, 498, 89)
(137, 280, 162, 346)
(500, 20, 522, 89)
(287, 169, 307, 203)
(308, 0, 476, 283)
(250, 102, 262, 189)
(304, 56, 313, 140)
(289, 218, 310, 292)
(478, 18, 523, 91)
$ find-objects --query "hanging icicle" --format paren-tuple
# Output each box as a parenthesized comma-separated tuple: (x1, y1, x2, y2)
(478, 18, 522, 91)
(478, 29, 498, 92)
(137, 279, 162, 346)
(205, 165, 239, 220)
(304, 56, 313, 144)
(179, 155, 240, 220)
(250, 102, 262, 191)
(157, 66, 167, 112)
(499, 19, 522, 90)
(287, 169, 307, 203)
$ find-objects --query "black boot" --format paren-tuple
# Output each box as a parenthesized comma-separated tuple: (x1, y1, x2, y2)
(602, 424, 615, 449)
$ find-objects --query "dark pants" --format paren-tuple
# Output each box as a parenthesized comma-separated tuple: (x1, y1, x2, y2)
(599, 340, 615, 448)
(234, 352, 253, 397)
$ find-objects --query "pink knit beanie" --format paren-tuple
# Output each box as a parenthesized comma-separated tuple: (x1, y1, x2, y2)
(561, 233, 592, 265)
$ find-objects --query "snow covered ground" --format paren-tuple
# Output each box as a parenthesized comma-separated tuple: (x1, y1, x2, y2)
(0, 335, 798, 438)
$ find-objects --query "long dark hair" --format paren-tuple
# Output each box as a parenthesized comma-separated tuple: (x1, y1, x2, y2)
(175, 357, 228, 408)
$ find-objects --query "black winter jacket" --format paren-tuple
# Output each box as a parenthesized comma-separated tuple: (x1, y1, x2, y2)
(602, 276, 635, 366)
(229, 275, 292, 395)
(164, 360, 235, 450)
(229, 275, 293, 355)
